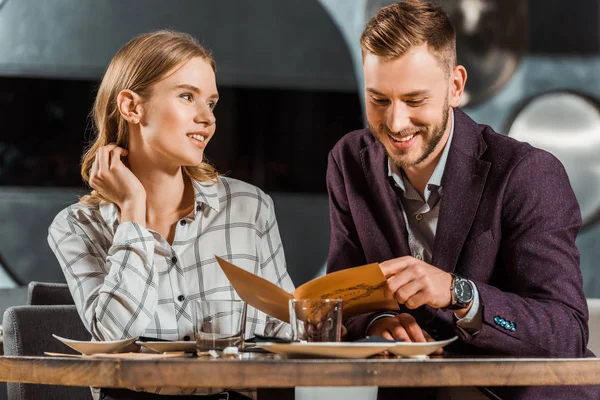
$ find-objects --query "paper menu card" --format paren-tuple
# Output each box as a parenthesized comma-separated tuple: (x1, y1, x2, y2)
(215, 256, 399, 323)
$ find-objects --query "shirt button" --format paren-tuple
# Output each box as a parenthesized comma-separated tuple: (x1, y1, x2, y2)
(177, 295, 185, 302)
(171, 256, 177, 264)
(196, 204, 202, 212)
(415, 254, 423, 260)
(180, 220, 186, 226)
(183, 335, 190, 341)
(416, 213, 423, 221)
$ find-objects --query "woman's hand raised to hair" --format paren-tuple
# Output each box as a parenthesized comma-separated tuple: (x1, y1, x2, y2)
(89, 144, 147, 225)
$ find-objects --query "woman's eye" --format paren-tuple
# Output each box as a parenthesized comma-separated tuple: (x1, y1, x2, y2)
(181, 93, 193, 102)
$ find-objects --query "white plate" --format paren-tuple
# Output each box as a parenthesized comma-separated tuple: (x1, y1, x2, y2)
(386, 336, 458, 357)
(52, 334, 137, 355)
(136, 341, 196, 353)
(260, 342, 393, 359)
(260, 337, 459, 359)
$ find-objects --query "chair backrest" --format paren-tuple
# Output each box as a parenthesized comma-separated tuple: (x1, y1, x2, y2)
(587, 298, 600, 356)
(0, 187, 84, 286)
(3, 303, 91, 399)
(27, 281, 74, 306)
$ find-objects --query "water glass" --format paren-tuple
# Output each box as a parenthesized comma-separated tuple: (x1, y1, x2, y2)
(289, 298, 343, 342)
(193, 299, 247, 356)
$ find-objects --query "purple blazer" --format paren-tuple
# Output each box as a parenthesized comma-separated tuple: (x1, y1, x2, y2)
(326, 109, 598, 400)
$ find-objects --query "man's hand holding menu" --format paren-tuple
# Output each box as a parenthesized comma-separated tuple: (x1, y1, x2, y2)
(216, 256, 399, 323)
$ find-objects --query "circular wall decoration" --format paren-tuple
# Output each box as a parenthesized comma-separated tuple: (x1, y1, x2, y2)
(507, 91, 600, 229)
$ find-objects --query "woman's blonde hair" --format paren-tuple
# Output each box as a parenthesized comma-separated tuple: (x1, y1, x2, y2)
(80, 30, 219, 205)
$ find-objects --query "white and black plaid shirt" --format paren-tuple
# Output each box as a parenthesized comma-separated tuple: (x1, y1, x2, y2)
(48, 177, 294, 397)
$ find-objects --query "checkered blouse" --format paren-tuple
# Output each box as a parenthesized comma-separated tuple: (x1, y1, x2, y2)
(48, 177, 294, 396)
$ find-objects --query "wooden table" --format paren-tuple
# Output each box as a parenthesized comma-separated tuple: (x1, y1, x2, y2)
(1, 353, 599, 390)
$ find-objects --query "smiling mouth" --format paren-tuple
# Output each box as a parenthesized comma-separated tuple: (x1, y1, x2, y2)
(187, 133, 208, 149)
(187, 134, 205, 142)
(388, 133, 415, 143)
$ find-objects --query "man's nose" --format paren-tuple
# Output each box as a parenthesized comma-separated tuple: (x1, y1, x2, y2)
(387, 102, 410, 134)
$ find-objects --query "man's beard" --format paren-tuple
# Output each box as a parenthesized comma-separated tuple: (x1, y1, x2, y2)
(370, 100, 450, 169)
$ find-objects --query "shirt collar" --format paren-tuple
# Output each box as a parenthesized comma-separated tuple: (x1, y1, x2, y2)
(98, 178, 221, 227)
(428, 108, 454, 188)
(192, 179, 221, 213)
(388, 108, 455, 192)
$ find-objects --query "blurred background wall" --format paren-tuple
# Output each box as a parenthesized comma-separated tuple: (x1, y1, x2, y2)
(0, 0, 598, 297)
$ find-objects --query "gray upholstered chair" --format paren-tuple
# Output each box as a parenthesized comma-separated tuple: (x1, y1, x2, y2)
(3, 282, 91, 399)
(26, 281, 75, 306)
(0, 286, 29, 400)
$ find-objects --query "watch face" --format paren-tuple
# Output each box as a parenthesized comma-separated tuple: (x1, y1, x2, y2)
(455, 280, 474, 303)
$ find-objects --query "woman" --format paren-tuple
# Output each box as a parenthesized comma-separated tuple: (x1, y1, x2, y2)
(48, 30, 294, 400)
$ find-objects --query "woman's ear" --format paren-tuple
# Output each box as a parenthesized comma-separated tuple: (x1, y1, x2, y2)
(117, 89, 143, 124)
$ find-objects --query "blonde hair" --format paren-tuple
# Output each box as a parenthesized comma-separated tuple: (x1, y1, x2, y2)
(80, 30, 219, 205)
(360, 0, 456, 76)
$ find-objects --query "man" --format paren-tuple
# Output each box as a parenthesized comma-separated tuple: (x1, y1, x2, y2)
(326, 1, 598, 399)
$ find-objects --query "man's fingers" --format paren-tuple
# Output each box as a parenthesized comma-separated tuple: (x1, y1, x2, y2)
(389, 324, 411, 341)
(391, 278, 421, 305)
(384, 269, 415, 299)
(404, 289, 428, 310)
(380, 330, 395, 341)
(396, 313, 427, 342)
(379, 257, 411, 278)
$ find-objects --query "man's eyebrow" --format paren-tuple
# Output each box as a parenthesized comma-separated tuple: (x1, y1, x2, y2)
(366, 88, 430, 97)
(366, 88, 386, 96)
(403, 90, 430, 97)
(173, 84, 219, 99)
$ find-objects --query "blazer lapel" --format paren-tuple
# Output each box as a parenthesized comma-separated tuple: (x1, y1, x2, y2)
(361, 141, 412, 259)
(432, 109, 491, 273)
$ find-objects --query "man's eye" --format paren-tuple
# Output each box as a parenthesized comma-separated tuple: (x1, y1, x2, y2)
(406, 100, 424, 107)
(208, 101, 217, 111)
(371, 97, 389, 105)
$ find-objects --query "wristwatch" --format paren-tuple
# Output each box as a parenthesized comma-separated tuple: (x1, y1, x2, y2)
(448, 273, 474, 310)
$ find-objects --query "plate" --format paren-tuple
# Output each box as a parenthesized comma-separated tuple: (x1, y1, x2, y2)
(52, 334, 137, 355)
(136, 341, 197, 353)
(260, 337, 459, 359)
(259, 342, 393, 359)
(386, 336, 458, 357)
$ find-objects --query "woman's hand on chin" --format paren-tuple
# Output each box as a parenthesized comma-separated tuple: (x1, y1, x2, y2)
(89, 143, 147, 225)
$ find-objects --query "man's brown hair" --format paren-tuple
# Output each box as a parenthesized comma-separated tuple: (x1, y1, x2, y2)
(360, 0, 456, 76)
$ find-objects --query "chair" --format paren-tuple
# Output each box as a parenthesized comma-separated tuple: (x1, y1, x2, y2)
(0, 286, 29, 400)
(27, 281, 75, 306)
(0, 187, 85, 286)
(3, 282, 91, 399)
